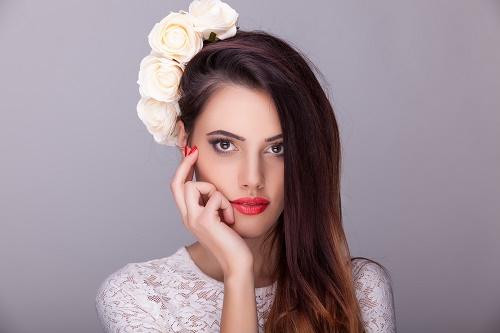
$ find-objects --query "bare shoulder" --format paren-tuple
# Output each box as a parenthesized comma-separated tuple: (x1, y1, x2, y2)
(351, 258, 397, 333)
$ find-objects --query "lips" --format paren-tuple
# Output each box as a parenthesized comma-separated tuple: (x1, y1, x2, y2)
(230, 197, 270, 215)
(230, 197, 270, 205)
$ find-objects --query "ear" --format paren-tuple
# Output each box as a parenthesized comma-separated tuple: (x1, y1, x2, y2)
(175, 119, 188, 154)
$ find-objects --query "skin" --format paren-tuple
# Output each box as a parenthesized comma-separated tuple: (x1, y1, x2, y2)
(173, 83, 284, 286)
(170, 83, 284, 332)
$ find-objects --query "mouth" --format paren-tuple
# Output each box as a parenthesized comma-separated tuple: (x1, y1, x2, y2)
(230, 202, 269, 215)
(230, 197, 270, 215)
(230, 197, 270, 205)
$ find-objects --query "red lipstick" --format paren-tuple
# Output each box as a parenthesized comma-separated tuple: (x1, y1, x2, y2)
(230, 197, 270, 215)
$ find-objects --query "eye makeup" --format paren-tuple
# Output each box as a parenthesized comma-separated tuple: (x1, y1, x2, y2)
(207, 136, 284, 157)
(206, 130, 283, 143)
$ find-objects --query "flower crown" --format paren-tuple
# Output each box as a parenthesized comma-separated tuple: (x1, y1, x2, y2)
(136, 0, 239, 146)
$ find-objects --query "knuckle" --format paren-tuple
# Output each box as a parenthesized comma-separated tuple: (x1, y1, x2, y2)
(199, 181, 215, 190)
(211, 191, 221, 200)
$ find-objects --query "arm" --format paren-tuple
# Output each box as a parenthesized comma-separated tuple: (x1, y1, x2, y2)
(220, 267, 259, 333)
(353, 260, 396, 333)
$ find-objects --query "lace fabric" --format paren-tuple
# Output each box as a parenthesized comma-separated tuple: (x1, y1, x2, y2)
(95, 246, 395, 332)
(352, 259, 396, 332)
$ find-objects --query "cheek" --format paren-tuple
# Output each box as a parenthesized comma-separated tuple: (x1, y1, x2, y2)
(266, 162, 284, 209)
(195, 153, 283, 190)
(267, 159, 284, 183)
(193, 149, 217, 179)
(194, 155, 234, 189)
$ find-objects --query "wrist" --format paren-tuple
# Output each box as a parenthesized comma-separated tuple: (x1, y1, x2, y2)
(223, 256, 253, 278)
(224, 264, 254, 283)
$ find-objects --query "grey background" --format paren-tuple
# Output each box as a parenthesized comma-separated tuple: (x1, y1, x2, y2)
(1, 0, 499, 332)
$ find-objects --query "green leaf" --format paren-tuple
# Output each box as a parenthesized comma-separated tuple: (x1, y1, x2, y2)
(208, 32, 217, 42)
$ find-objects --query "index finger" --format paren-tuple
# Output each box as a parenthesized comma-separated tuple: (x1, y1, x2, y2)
(170, 146, 199, 217)
(184, 181, 217, 218)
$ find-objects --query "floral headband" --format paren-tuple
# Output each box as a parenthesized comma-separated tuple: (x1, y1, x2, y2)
(136, 0, 239, 147)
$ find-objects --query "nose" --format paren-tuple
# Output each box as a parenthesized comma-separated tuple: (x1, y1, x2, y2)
(239, 153, 264, 193)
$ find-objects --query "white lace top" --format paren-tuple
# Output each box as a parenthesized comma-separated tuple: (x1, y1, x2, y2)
(95, 246, 396, 332)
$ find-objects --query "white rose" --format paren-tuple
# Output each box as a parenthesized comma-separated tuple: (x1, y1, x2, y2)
(137, 53, 185, 102)
(148, 11, 203, 64)
(188, 0, 238, 40)
(137, 97, 180, 146)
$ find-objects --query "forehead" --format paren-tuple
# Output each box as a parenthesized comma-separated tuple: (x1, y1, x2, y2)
(196, 84, 282, 138)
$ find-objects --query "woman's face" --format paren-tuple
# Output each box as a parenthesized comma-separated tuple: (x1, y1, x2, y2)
(182, 84, 284, 239)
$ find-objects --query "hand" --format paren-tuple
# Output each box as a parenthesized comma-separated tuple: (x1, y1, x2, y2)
(170, 145, 254, 277)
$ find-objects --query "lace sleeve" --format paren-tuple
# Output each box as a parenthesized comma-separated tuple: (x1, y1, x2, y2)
(353, 259, 396, 333)
(95, 263, 169, 333)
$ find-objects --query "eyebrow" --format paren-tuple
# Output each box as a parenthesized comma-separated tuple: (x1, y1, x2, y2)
(206, 130, 283, 142)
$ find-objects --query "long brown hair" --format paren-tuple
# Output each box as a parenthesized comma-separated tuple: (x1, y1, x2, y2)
(177, 29, 388, 332)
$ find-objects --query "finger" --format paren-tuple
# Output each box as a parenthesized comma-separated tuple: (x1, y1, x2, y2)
(170, 146, 199, 218)
(172, 145, 198, 186)
(185, 146, 196, 181)
(184, 146, 197, 182)
(184, 181, 217, 217)
(205, 191, 235, 225)
(187, 166, 195, 182)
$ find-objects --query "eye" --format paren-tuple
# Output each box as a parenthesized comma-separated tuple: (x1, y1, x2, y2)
(268, 142, 284, 156)
(208, 137, 284, 157)
(208, 138, 237, 154)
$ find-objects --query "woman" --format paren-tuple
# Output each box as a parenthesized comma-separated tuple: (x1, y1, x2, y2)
(95, 1, 396, 332)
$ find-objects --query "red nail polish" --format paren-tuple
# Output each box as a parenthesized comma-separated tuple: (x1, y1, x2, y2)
(187, 145, 197, 156)
(184, 145, 188, 157)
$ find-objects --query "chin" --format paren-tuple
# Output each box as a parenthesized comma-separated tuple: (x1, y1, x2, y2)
(229, 214, 277, 239)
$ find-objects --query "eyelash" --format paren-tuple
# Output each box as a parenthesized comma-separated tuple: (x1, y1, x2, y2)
(208, 137, 284, 157)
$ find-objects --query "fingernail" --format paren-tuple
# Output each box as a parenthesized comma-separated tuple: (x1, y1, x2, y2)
(184, 145, 189, 157)
(187, 145, 197, 156)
